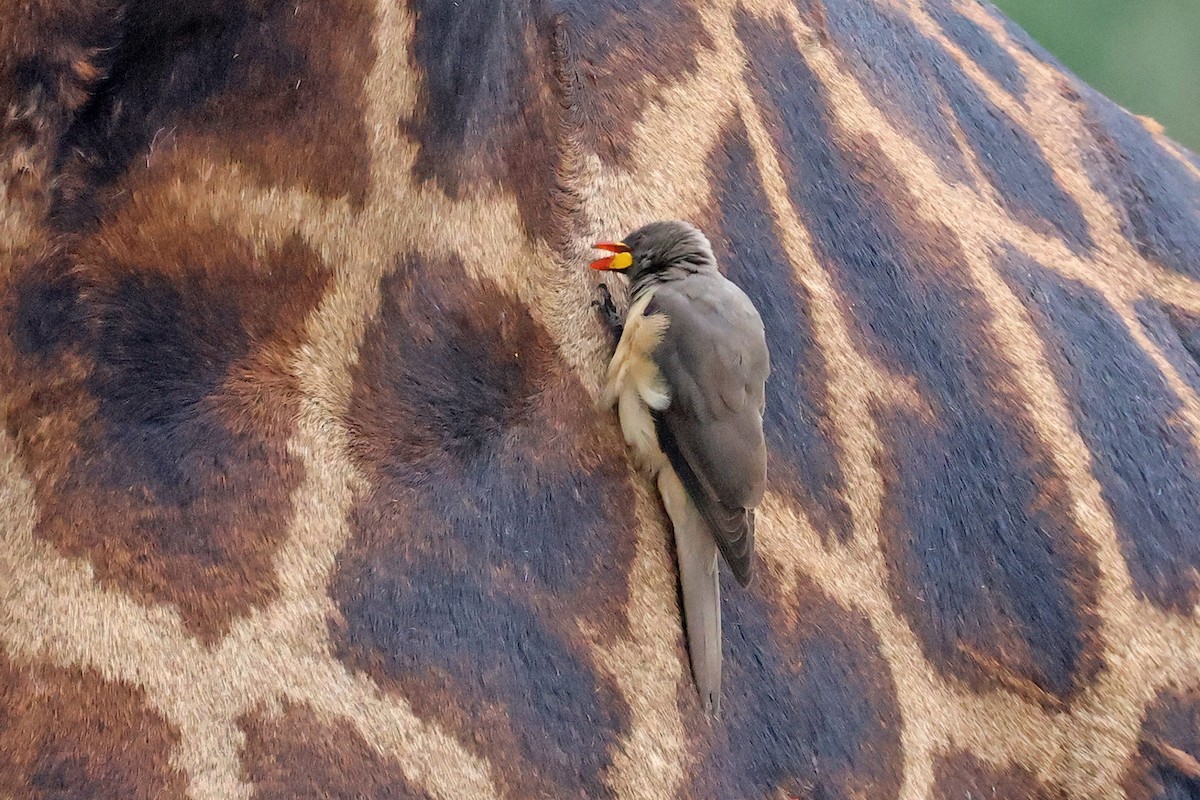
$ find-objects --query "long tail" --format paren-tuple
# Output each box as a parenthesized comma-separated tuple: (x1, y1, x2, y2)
(658, 466, 722, 717)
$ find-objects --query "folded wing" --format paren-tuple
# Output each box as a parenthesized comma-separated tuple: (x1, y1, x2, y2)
(646, 279, 769, 586)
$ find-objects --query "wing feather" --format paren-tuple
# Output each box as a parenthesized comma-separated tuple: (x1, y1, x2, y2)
(646, 279, 769, 586)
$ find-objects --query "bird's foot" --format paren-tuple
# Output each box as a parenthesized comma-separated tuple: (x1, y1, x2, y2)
(592, 282, 624, 344)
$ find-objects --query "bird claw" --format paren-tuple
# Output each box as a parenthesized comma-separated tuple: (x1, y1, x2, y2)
(592, 283, 623, 343)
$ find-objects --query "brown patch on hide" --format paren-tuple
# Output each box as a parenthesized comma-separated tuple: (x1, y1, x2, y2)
(0, 0, 123, 209)
(1075, 82, 1200, 280)
(815, 0, 1093, 250)
(1122, 690, 1200, 799)
(181, 0, 377, 205)
(687, 572, 903, 798)
(551, 0, 715, 164)
(933, 751, 1062, 800)
(402, 0, 561, 240)
(1, 208, 329, 642)
(329, 253, 635, 799)
(1003, 251, 1200, 615)
(46, 0, 376, 231)
(737, 9, 1103, 705)
(238, 701, 435, 799)
(0, 652, 186, 799)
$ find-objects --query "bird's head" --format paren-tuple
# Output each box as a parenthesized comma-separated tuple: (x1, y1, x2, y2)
(589, 220, 717, 283)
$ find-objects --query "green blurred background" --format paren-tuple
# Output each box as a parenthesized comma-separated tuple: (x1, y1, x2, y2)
(992, 0, 1200, 152)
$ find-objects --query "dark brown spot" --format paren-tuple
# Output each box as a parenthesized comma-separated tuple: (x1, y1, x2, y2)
(402, 0, 561, 240)
(739, 11, 1102, 704)
(182, 0, 377, 204)
(408, 0, 703, 254)
(925, 0, 1028, 100)
(47, 0, 376, 230)
(687, 573, 903, 799)
(1123, 689, 1200, 800)
(0, 0, 124, 209)
(1161, 305, 1200, 377)
(1076, 85, 1200, 280)
(704, 113, 850, 541)
(1136, 299, 1200, 401)
(0, 652, 186, 799)
(330, 254, 633, 799)
(806, 0, 970, 185)
(9, 249, 83, 358)
(552, 0, 714, 164)
(1002, 250, 1200, 613)
(1, 222, 329, 642)
(933, 751, 1061, 800)
(794, 0, 830, 43)
(238, 701, 434, 799)
(818, 0, 1093, 250)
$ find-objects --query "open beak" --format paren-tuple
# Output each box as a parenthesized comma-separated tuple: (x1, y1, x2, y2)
(589, 241, 633, 271)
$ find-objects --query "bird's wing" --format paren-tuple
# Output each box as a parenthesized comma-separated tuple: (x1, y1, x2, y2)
(647, 278, 770, 586)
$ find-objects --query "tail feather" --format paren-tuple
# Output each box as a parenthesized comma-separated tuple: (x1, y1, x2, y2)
(658, 467, 722, 717)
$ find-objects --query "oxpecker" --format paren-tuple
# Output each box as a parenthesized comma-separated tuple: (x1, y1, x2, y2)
(590, 220, 770, 716)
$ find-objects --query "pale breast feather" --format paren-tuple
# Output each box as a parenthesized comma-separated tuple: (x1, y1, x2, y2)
(600, 289, 673, 473)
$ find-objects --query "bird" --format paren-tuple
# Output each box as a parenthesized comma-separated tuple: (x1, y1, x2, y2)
(589, 220, 770, 717)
